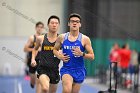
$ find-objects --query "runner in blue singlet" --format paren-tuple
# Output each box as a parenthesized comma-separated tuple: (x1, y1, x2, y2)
(53, 13, 95, 93)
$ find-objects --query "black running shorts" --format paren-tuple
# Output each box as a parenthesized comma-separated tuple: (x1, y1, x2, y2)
(37, 65, 60, 84)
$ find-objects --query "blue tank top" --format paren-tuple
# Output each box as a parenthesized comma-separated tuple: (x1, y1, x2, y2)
(62, 32, 85, 69)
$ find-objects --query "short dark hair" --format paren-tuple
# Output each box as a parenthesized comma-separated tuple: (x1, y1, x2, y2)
(122, 43, 128, 49)
(36, 21, 44, 27)
(47, 15, 60, 24)
(69, 13, 81, 21)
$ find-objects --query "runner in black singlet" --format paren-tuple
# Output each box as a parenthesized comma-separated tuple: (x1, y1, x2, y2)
(24, 21, 44, 93)
(31, 15, 61, 93)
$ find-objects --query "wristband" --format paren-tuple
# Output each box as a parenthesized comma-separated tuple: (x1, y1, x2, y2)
(82, 52, 85, 56)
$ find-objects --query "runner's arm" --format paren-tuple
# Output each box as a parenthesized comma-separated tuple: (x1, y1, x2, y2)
(24, 36, 34, 52)
(53, 35, 63, 59)
(32, 36, 41, 61)
(83, 36, 94, 60)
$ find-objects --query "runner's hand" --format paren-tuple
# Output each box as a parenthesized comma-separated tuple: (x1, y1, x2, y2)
(72, 47, 83, 56)
(59, 53, 70, 62)
(31, 59, 37, 67)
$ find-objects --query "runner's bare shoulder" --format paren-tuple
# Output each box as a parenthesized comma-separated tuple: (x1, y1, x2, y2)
(57, 33, 66, 43)
(28, 35, 34, 43)
(81, 34, 91, 46)
(36, 35, 44, 42)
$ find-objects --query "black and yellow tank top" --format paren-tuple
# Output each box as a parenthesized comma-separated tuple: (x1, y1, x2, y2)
(40, 33, 60, 68)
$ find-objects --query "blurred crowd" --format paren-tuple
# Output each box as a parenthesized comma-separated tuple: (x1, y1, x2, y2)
(108, 43, 140, 91)
(97, 42, 140, 93)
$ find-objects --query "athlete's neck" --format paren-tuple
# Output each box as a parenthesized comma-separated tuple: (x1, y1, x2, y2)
(47, 30, 57, 38)
(69, 30, 79, 37)
(35, 32, 41, 36)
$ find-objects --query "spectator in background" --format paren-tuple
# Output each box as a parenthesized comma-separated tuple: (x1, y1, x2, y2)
(118, 43, 131, 88)
(108, 43, 120, 88)
(109, 43, 120, 67)
(130, 49, 139, 89)
(130, 49, 138, 74)
(119, 43, 131, 73)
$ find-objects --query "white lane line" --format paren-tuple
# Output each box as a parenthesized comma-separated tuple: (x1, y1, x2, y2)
(18, 82, 22, 93)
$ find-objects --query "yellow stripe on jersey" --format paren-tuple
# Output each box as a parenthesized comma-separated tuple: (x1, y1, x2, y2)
(34, 42, 36, 46)
(43, 46, 54, 50)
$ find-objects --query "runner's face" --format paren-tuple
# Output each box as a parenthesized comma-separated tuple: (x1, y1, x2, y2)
(36, 24, 44, 34)
(69, 17, 81, 31)
(48, 18, 59, 33)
